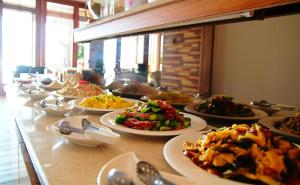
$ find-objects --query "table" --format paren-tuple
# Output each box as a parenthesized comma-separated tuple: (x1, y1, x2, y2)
(5, 85, 212, 185)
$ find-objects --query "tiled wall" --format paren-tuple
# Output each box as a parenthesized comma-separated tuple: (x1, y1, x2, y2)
(161, 27, 213, 95)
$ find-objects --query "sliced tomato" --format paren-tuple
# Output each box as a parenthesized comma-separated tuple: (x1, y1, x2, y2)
(123, 119, 154, 130)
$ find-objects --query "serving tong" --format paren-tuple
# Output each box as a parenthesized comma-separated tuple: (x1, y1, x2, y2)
(57, 118, 100, 135)
(57, 118, 120, 144)
(40, 99, 63, 109)
(250, 100, 296, 111)
(108, 161, 174, 185)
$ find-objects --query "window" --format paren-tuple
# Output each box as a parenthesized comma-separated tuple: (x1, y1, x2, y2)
(45, 2, 74, 71)
(2, 8, 36, 83)
(3, 0, 35, 8)
(103, 39, 117, 85)
(120, 36, 144, 70)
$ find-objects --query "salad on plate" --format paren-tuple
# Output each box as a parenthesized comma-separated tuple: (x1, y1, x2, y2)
(115, 100, 191, 131)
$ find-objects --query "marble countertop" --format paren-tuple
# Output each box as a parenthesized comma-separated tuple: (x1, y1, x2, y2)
(5, 85, 212, 185)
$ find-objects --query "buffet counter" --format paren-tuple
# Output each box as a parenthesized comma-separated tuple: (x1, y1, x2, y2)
(5, 85, 212, 185)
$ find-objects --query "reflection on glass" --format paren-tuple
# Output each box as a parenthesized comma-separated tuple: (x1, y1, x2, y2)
(2, 9, 35, 83)
(45, 2, 74, 71)
(3, 0, 36, 8)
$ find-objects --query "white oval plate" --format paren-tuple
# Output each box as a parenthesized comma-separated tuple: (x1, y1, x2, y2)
(259, 116, 300, 143)
(51, 91, 88, 100)
(71, 98, 139, 113)
(40, 85, 62, 91)
(100, 112, 207, 136)
(163, 131, 249, 185)
(97, 152, 197, 185)
(34, 100, 73, 116)
(23, 90, 50, 100)
(185, 103, 268, 121)
(51, 115, 112, 147)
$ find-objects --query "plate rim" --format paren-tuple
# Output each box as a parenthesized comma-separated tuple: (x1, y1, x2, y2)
(185, 103, 268, 121)
(141, 95, 193, 106)
(259, 116, 300, 140)
(100, 112, 207, 136)
(51, 91, 87, 99)
(163, 131, 249, 185)
(96, 152, 196, 185)
(33, 100, 73, 114)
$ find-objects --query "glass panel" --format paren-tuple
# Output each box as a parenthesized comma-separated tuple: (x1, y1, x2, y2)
(47, 2, 74, 14)
(77, 43, 90, 70)
(45, 3, 74, 71)
(3, 0, 35, 8)
(2, 8, 36, 83)
(120, 36, 144, 69)
(103, 39, 117, 85)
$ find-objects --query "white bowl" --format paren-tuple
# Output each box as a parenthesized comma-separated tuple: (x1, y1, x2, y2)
(34, 99, 73, 116)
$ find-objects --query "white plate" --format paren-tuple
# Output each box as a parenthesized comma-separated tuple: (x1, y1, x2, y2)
(23, 90, 50, 100)
(51, 115, 113, 147)
(71, 98, 139, 113)
(163, 131, 249, 185)
(185, 103, 268, 121)
(51, 91, 87, 100)
(97, 152, 196, 185)
(34, 100, 74, 116)
(259, 116, 300, 143)
(40, 85, 62, 91)
(100, 112, 207, 136)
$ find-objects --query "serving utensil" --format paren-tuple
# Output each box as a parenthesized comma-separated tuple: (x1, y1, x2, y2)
(58, 120, 84, 135)
(81, 118, 121, 144)
(136, 161, 175, 185)
(40, 99, 62, 108)
(108, 168, 135, 185)
(81, 118, 101, 131)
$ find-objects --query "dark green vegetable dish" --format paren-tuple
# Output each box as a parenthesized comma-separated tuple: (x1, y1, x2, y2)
(196, 96, 255, 117)
(115, 100, 191, 131)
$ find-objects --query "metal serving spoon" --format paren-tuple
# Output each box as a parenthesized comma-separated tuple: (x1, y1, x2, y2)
(108, 168, 135, 185)
(58, 120, 85, 135)
(81, 118, 101, 131)
(136, 161, 175, 185)
(41, 99, 62, 108)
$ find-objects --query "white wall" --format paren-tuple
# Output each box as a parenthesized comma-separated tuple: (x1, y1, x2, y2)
(212, 14, 300, 110)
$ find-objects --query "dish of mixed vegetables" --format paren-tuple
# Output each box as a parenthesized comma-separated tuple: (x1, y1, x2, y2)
(196, 96, 255, 117)
(115, 100, 191, 131)
(183, 123, 300, 185)
(274, 114, 300, 136)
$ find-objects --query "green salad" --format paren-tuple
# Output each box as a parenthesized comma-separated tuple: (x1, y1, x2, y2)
(115, 100, 191, 131)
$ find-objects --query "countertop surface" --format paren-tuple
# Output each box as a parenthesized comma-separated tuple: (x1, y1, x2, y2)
(5, 85, 213, 185)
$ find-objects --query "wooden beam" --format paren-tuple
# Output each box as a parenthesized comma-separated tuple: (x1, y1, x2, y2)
(72, 4, 79, 67)
(36, 0, 47, 67)
(198, 26, 214, 95)
(47, 0, 86, 8)
(16, 124, 40, 185)
(74, 0, 300, 42)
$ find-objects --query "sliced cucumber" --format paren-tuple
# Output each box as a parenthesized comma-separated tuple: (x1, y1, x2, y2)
(160, 126, 172, 131)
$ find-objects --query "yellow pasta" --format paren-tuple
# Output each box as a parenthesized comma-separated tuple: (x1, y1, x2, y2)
(80, 94, 134, 109)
